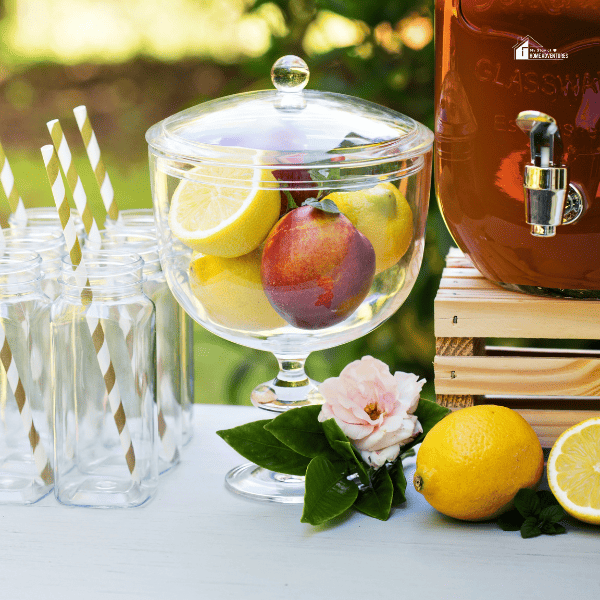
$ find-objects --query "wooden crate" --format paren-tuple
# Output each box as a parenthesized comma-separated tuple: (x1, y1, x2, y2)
(434, 248, 600, 447)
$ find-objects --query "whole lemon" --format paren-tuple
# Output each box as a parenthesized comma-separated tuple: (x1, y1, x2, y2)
(189, 248, 285, 332)
(414, 405, 544, 521)
(323, 182, 413, 274)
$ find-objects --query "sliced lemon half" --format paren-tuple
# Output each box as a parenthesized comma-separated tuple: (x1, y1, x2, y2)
(547, 416, 600, 525)
(169, 165, 280, 258)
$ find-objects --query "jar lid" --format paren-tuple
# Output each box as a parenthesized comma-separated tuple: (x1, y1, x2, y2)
(146, 56, 433, 186)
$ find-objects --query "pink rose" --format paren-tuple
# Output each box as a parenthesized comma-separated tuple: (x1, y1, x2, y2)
(318, 356, 425, 469)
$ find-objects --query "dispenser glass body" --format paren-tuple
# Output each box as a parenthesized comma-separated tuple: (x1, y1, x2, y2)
(435, 0, 600, 295)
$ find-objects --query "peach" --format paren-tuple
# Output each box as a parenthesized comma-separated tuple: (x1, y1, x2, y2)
(261, 206, 376, 329)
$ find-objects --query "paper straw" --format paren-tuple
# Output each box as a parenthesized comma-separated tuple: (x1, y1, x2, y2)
(46, 120, 102, 250)
(73, 106, 119, 223)
(0, 323, 53, 485)
(118, 309, 179, 464)
(41, 144, 139, 483)
(0, 141, 27, 224)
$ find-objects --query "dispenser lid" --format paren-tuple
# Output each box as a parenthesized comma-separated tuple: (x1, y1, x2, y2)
(146, 55, 433, 175)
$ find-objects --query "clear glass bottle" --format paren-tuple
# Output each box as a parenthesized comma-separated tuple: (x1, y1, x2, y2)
(2, 228, 66, 301)
(52, 251, 158, 507)
(99, 231, 182, 473)
(104, 217, 194, 446)
(0, 250, 53, 504)
(8, 207, 85, 238)
(104, 208, 155, 231)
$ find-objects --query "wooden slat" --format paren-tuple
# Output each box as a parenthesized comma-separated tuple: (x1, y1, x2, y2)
(440, 267, 482, 279)
(434, 356, 600, 396)
(515, 408, 600, 447)
(435, 337, 484, 409)
(434, 296, 600, 339)
(486, 346, 600, 358)
(439, 277, 500, 291)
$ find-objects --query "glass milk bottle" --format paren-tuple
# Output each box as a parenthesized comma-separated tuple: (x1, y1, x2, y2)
(100, 231, 182, 473)
(52, 251, 158, 507)
(0, 250, 53, 504)
(2, 228, 66, 301)
(104, 215, 194, 445)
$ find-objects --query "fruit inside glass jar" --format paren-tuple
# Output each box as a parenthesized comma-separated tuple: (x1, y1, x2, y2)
(169, 163, 416, 338)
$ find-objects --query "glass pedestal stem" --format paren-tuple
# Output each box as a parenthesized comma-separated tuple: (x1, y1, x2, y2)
(225, 353, 323, 503)
(250, 353, 323, 413)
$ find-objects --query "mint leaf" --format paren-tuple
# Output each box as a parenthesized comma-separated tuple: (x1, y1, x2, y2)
(303, 197, 340, 214)
(538, 490, 560, 510)
(264, 405, 334, 459)
(514, 488, 541, 518)
(497, 509, 525, 531)
(282, 189, 298, 211)
(540, 522, 567, 535)
(301, 456, 358, 526)
(539, 505, 566, 524)
(353, 467, 394, 521)
(521, 516, 542, 539)
(388, 458, 408, 505)
(217, 420, 310, 476)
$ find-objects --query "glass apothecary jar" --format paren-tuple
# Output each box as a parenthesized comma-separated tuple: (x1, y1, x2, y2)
(146, 56, 433, 502)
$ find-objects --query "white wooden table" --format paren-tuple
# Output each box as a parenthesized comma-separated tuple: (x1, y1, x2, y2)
(0, 404, 598, 599)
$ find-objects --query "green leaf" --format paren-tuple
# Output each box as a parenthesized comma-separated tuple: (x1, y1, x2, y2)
(353, 467, 394, 521)
(216, 420, 311, 476)
(497, 509, 525, 531)
(301, 456, 358, 526)
(514, 488, 542, 518)
(520, 517, 542, 539)
(400, 398, 451, 453)
(388, 459, 407, 506)
(548, 523, 567, 535)
(331, 439, 369, 485)
(319, 418, 369, 485)
(538, 490, 560, 510)
(414, 398, 451, 434)
(264, 405, 333, 459)
(303, 197, 340, 214)
(539, 505, 566, 524)
(321, 417, 349, 448)
(282, 189, 298, 211)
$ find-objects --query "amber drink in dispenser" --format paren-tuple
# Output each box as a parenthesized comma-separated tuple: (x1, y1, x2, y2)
(435, 0, 600, 296)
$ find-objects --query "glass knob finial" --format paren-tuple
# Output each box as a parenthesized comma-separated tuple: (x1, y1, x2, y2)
(271, 56, 309, 93)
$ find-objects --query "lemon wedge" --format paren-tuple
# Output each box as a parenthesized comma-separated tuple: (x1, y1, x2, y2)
(547, 417, 600, 525)
(169, 165, 280, 258)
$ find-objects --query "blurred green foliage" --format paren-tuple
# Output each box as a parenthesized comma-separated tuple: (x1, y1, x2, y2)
(0, 0, 452, 404)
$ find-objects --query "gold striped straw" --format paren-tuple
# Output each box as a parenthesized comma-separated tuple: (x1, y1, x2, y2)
(118, 308, 179, 465)
(0, 140, 27, 225)
(41, 144, 139, 483)
(46, 120, 102, 250)
(73, 106, 119, 223)
(0, 319, 53, 486)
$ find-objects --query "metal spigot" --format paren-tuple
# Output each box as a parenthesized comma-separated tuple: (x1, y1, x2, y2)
(516, 111, 584, 237)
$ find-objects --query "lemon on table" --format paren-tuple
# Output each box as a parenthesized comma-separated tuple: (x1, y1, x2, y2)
(323, 182, 413, 274)
(189, 248, 286, 332)
(547, 417, 600, 525)
(414, 405, 544, 521)
(169, 165, 280, 258)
